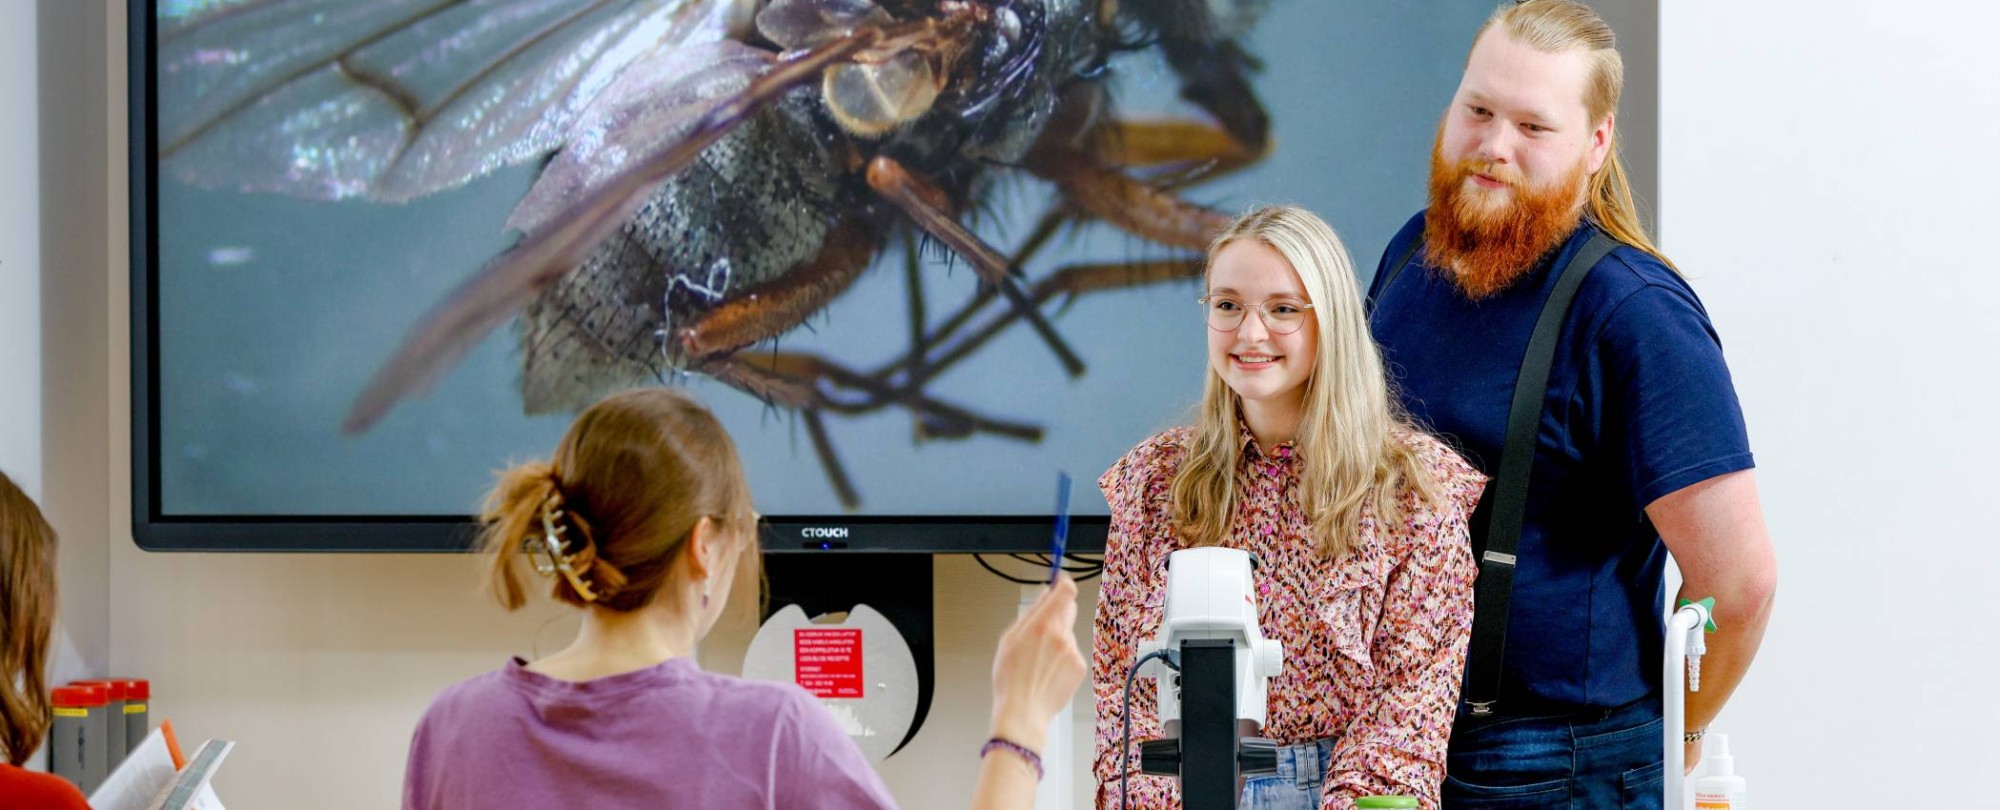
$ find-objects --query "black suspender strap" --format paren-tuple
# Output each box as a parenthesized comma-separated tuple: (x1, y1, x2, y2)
(1462, 230, 1619, 716)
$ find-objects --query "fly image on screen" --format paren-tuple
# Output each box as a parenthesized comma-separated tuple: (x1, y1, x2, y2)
(146, 0, 1498, 530)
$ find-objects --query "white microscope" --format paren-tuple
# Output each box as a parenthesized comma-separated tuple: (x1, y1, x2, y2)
(1129, 547, 1286, 810)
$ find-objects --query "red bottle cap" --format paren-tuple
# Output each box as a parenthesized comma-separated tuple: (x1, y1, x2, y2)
(99, 676, 148, 700)
(70, 679, 126, 700)
(51, 684, 107, 708)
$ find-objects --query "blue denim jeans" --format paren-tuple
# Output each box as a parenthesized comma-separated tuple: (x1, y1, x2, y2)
(1239, 738, 1335, 810)
(1441, 698, 1665, 809)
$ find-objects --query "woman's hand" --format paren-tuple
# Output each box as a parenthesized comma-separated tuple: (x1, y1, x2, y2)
(987, 575, 1087, 754)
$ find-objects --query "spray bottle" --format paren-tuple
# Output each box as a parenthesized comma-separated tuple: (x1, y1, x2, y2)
(1693, 732, 1747, 809)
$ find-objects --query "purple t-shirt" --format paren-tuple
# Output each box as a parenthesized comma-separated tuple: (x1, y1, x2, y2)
(403, 656, 898, 810)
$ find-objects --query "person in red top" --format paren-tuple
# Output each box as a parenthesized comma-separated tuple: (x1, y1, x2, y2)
(0, 471, 90, 809)
(1092, 206, 1485, 810)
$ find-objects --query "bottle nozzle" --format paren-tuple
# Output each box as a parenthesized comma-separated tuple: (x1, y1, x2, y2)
(1704, 732, 1735, 777)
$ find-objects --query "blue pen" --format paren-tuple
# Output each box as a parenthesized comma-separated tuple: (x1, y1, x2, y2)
(1049, 471, 1073, 584)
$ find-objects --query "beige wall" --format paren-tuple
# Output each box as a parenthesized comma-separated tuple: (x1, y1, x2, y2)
(31, 1, 1098, 807)
(37, 0, 115, 717)
(98, 549, 1100, 808)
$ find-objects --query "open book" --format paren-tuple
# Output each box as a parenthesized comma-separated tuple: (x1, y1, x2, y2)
(87, 721, 232, 810)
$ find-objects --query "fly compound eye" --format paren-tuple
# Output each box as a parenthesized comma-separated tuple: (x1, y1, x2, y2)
(823, 51, 941, 139)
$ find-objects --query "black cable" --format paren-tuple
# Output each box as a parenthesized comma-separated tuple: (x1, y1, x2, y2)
(974, 554, 1046, 585)
(1011, 552, 1099, 573)
(1061, 552, 1105, 583)
(975, 553, 1101, 584)
(1121, 647, 1178, 810)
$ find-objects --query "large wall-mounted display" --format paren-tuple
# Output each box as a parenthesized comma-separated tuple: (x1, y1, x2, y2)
(133, 0, 1499, 550)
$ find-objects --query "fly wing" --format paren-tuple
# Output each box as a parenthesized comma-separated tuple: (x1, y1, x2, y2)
(341, 39, 777, 431)
(159, 0, 754, 202)
(503, 40, 773, 234)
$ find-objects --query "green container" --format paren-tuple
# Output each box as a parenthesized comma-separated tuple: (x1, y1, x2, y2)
(1355, 798, 1419, 809)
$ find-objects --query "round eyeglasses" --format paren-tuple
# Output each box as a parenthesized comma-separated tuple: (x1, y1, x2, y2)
(1198, 295, 1315, 334)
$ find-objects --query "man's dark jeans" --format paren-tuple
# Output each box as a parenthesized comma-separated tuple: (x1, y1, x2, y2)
(1441, 697, 1666, 809)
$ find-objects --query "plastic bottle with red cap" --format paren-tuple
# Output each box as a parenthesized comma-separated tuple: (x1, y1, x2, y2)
(48, 683, 108, 794)
(67, 680, 129, 767)
(113, 678, 150, 757)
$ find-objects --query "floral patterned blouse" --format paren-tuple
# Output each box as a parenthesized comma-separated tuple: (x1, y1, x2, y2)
(1091, 424, 1486, 810)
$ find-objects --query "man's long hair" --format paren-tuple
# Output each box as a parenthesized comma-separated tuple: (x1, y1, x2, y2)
(1483, 0, 1673, 268)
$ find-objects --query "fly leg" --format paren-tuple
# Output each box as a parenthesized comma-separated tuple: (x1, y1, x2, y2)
(1026, 120, 1250, 251)
(1013, 71, 1266, 250)
(699, 349, 1043, 509)
(870, 116, 1254, 386)
(989, 117, 1259, 274)
(1090, 118, 1268, 191)
(865, 156, 1088, 377)
(673, 220, 878, 360)
(899, 231, 928, 391)
(870, 257, 1205, 391)
(672, 219, 1041, 508)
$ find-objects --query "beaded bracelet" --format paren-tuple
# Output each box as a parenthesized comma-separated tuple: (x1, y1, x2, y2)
(980, 738, 1044, 781)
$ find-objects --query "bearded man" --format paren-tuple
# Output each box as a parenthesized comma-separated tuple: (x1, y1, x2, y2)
(1365, 2, 1777, 807)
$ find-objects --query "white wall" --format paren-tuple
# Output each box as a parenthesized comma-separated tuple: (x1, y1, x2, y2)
(0, 0, 53, 769)
(1661, 2, 2000, 804)
(3, 1, 42, 490)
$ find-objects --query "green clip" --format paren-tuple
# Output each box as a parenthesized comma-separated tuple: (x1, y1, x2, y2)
(1677, 597, 1719, 632)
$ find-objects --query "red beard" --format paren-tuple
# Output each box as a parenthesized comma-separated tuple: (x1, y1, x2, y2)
(1423, 138, 1590, 299)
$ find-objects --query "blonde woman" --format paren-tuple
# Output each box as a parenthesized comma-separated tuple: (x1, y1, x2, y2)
(1091, 206, 1486, 810)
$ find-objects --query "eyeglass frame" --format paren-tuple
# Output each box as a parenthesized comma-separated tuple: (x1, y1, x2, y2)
(1196, 295, 1317, 335)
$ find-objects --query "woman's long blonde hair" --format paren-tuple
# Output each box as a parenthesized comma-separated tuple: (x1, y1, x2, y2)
(1169, 206, 1441, 558)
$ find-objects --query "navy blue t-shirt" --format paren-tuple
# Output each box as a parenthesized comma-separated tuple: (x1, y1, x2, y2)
(1367, 212, 1754, 712)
